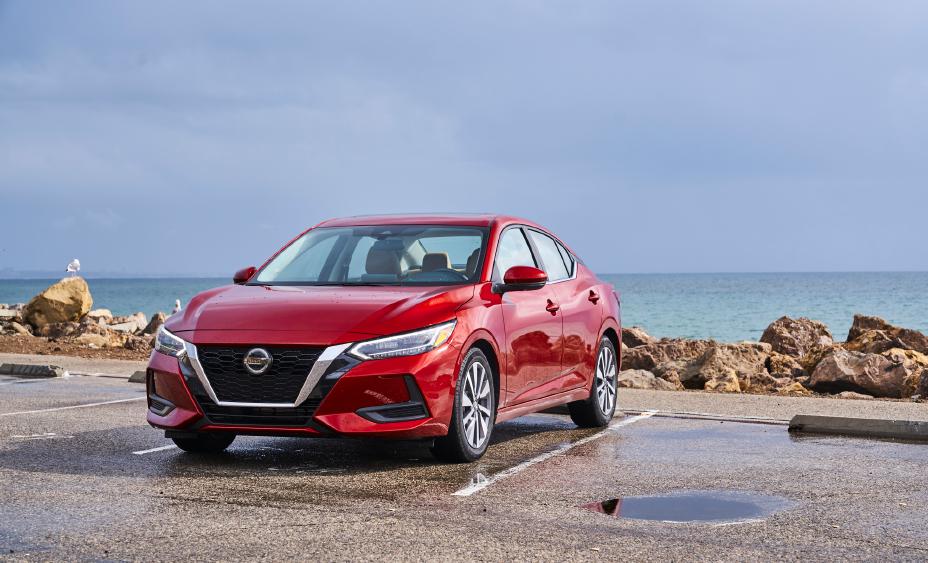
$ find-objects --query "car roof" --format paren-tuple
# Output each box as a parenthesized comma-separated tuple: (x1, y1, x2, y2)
(316, 213, 544, 230)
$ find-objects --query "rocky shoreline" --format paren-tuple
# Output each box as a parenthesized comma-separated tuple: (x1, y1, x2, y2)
(2, 277, 927, 400)
(620, 315, 928, 400)
(0, 277, 162, 361)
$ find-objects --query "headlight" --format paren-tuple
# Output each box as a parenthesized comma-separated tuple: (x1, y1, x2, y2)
(154, 326, 187, 357)
(348, 320, 456, 360)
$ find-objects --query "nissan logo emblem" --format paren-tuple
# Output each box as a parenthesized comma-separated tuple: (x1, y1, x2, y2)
(243, 348, 273, 375)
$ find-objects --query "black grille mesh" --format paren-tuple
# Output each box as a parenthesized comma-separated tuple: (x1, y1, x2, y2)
(197, 346, 324, 404)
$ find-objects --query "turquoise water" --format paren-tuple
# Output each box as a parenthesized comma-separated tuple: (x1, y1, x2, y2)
(1, 273, 925, 342)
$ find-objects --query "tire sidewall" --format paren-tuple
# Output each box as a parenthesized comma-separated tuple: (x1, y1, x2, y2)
(591, 337, 618, 424)
(452, 348, 496, 460)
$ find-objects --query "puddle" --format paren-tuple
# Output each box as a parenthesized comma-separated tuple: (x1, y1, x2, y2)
(582, 490, 792, 524)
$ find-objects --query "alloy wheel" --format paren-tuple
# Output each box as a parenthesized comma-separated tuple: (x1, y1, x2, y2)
(595, 345, 617, 414)
(461, 360, 492, 449)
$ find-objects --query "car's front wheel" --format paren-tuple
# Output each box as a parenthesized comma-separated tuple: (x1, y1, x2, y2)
(568, 336, 618, 427)
(172, 433, 236, 454)
(432, 348, 496, 463)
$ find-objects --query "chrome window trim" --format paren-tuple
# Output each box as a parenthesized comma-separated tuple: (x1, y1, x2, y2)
(183, 342, 351, 408)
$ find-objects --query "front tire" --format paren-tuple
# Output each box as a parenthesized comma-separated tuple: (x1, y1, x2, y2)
(172, 433, 236, 454)
(432, 348, 496, 463)
(568, 337, 618, 427)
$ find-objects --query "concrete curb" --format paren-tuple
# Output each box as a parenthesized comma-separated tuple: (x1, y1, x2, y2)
(788, 414, 928, 442)
(128, 370, 147, 384)
(0, 363, 68, 378)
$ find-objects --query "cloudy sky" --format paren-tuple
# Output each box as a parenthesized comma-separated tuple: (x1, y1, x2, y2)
(2, 1, 927, 276)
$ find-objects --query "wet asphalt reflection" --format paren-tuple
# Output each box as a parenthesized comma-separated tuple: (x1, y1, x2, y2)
(3, 374, 928, 560)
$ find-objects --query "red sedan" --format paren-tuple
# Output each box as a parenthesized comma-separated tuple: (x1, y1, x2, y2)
(146, 214, 621, 462)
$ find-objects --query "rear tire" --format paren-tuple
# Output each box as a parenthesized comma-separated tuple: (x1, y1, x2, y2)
(432, 348, 496, 463)
(568, 337, 618, 428)
(172, 433, 236, 454)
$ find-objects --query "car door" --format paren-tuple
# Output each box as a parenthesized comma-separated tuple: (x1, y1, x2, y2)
(525, 229, 597, 393)
(493, 226, 564, 405)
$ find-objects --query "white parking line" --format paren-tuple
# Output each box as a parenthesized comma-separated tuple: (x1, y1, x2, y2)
(0, 397, 145, 417)
(453, 410, 657, 497)
(132, 444, 178, 455)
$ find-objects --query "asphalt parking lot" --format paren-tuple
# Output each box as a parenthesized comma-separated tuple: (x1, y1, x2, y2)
(2, 366, 928, 561)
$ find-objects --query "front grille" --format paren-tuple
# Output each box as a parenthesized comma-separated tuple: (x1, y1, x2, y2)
(200, 401, 321, 426)
(196, 346, 324, 404)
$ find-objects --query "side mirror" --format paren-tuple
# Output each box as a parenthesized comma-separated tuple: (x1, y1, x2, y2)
(496, 266, 547, 293)
(233, 266, 257, 285)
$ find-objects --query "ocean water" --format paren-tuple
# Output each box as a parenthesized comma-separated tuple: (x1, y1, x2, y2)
(1, 272, 925, 342)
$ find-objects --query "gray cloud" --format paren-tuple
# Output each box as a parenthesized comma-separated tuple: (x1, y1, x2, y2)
(2, 0, 927, 276)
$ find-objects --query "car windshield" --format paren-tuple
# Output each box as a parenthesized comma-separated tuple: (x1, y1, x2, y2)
(252, 225, 488, 286)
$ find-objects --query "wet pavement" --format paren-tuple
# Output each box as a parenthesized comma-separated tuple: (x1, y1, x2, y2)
(2, 372, 928, 561)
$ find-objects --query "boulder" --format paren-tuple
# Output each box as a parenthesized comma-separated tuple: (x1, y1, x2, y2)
(760, 316, 833, 358)
(683, 342, 771, 393)
(766, 352, 807, 379)
(651, 362, 686, 390)
(22, 277, 93, 329)
(9, 321, 32, 336)
(617, 369, 677, 391)
(141, 312, 166, 335)
(37, 322, 81, 339)
(623, 338, 715, 371)
(621, 326, 655, 349)
(109, 312, 148, 334)
(86, 308, 114, 322)
(0, 309, 19, 322)
(844, 329, 903, 355)
(846, 315, 928, 355)
(809, 348, 927, 398)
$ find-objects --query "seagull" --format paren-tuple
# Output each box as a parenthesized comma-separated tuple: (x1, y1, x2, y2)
(172, 299, 182, 315)
(65, 259, 80, 277)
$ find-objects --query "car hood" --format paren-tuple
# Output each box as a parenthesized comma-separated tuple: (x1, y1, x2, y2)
(164, 283, 476, 346)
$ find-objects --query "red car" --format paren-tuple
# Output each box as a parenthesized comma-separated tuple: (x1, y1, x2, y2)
(146, 214, 621, 462)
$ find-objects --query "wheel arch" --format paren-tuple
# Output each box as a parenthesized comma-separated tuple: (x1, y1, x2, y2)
(462, 330, 502, 409)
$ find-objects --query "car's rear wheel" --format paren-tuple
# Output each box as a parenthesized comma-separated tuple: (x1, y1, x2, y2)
(432, 348, 496, 463)
(172, 433, 236, 454)
(568, 336, 618, 427)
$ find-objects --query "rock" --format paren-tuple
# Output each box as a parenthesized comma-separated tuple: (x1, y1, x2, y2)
(809, 348, 927, 398)
(776, 382, 811, 396)
(9, 321, 32, 336)
(846, 315, 928, 354)
(109, 312, 148, 334)
(798, 343, 843, 374)
(844, 329, 903, 355)
(74, 333, 111, 348)
(141, 312, 166, 335)
(760, 316, 833, 358)
(123, 334, 153, 351)
(621, 326, 655, 349)
(37, 322, 80, 339)
(623, 338, 715, 371)
(766, 352, 807, 379)
(86, 308, 113, 322)
(617, 369, 677, 391)
(0, 309, 19, 322)
(651, 362, 686, 390)
(22, 277, 93, 329)
(835, 391, 874, 400)
(683, 342, 771, 393)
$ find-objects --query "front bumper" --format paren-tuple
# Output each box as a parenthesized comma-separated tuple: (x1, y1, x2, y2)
(145, 341, 460, 440)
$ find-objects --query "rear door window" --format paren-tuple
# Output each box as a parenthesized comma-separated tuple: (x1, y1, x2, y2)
(527, 230, 570, 282)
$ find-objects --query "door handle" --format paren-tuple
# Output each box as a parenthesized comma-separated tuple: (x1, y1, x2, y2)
(545, 299, 560, 314)
(588, 290, 600, 304)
